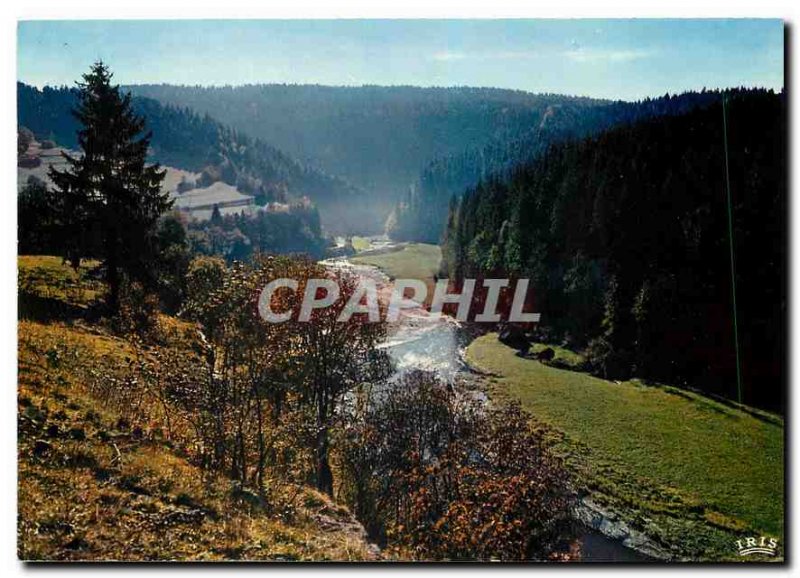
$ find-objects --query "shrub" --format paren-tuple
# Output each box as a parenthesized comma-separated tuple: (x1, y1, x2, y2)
(182, 255, 227, 321)
(340, 371, 575, 560)
(586, 336, 632, 380)
(112, 280, 161, 339)
(198, 165, 222, 188)
(18, 156, 42, 168)
(18, 126, 34, 155)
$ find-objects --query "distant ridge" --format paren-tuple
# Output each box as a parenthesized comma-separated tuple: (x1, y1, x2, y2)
(17, 82, 369, 234)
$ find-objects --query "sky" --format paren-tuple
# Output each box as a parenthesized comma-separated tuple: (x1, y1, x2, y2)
(17, 19, 784, 100)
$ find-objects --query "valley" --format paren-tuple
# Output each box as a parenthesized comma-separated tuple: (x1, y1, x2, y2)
(15, 21, 786, 562)
(332, 241, 784, 560)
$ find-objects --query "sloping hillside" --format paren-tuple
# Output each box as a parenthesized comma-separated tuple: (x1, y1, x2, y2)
(445, 89, 785, 410)
(128, 84, 609, 204)
(17, 83, 369, 234)
(18, 256, 380, 561)
(388, 89, 735, 243)
(17, 140, 258, 222)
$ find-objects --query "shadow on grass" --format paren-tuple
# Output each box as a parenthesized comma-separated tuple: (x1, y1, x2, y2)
(18, 291, 101, 323)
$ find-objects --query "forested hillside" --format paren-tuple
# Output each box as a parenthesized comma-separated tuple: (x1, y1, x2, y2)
(117, 84, 754, 242)
(389, 90, 731, 242)
(17, 83, 367, 234)
(128, 84, 609, 219)
(443, 89, 785, 411)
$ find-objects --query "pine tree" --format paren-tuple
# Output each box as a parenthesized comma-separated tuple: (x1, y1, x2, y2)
(49, 62, 170, 313)
(210, 204, 223, 226)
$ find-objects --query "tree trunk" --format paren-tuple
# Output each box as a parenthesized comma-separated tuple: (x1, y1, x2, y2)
(316, 426, 334, 496)
(107, 254, 120, 315)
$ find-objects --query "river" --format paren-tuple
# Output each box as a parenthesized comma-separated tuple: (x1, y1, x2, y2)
(322, 241, 656, 563)
(320, 254, 468, 383)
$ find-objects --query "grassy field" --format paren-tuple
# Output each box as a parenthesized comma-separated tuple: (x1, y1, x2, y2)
(467, 334, 784, 561)
(529, 342, 586, 369)
(350, 243, 441, 282)
(17, 256, 379, 561)
(349, 236, 372, 252)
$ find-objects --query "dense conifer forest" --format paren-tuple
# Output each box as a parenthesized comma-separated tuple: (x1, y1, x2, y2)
(389, 90, 743, 243)
(442, 89, 785, 410)
(128, 84, 608, 193)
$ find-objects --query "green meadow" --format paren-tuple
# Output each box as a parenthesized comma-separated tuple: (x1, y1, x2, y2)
(467, 334, 784, 561)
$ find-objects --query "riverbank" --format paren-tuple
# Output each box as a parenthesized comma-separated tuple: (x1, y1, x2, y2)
(334, 244, 781, 562)
(465, 333, 784, 562)
(338, 246, 666, 561)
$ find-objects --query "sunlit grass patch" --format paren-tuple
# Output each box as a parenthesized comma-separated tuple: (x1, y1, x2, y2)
(349, 236, 372, 252)
(19, 256, 104, 306)
(466, 333, 784, 561)
(350, 243, 441, 282)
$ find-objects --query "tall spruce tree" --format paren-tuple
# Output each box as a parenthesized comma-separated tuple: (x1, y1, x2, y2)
(50, 62, 170, 313)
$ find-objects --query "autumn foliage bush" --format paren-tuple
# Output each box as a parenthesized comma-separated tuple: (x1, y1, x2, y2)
(59, 252, 574, 559)
(121, 255, 390, 502)
(339, 372, 575, 560)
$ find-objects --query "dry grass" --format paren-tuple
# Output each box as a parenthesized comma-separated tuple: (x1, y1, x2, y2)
(17, 256, 380, 561)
